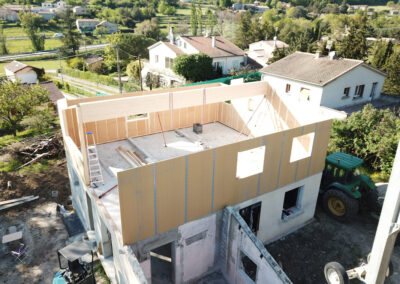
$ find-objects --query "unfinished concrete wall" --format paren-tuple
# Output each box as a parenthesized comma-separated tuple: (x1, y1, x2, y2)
(118, 119, 333, 245)
(175, 213, 220, 283)
(224, 207, 291, 284)
(233, 172, 323, 243)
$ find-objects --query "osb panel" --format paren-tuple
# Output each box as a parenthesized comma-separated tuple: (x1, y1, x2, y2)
(117, 117, 127, 139)
(213, 143, 240, 212)
(96, 120, 108, 144)
(155, 157, 186, 234)
(118, 164, 155, 245)
(259, 131, 284, 194)
(107, 119, 118, 142)
(278, 126, 304, 188)
(296, 123, 317, 181)
(84, 122, 96, 146)
(64, 108, 80, 147)
(187, 150, 214, 222)
(309, 120, 333, 176)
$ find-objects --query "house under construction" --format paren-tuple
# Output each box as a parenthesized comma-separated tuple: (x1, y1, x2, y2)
(58, 80, 343, 283)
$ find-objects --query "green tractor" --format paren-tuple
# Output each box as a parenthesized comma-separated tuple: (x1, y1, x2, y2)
(320, 152, 378, 221)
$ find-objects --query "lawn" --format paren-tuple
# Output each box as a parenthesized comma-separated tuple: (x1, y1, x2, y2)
(2, 23, 62, 38)
(0, 59, 68, 73)
(5, 38, 63, 54)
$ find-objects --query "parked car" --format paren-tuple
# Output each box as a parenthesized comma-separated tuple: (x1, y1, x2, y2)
(53, 33, 63, 38)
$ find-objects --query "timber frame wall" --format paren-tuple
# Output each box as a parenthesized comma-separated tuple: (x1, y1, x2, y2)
(59, 81, 333, 245)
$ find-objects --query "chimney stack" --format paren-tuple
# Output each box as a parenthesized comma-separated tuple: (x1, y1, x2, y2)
(212, 36, 216, 48)
(329, 51, 336, 60)
(273, 36, 277, 48)
(170, 27, 174, 44)
(315, 51, 321, 59)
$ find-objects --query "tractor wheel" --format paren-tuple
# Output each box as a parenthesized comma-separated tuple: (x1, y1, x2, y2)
(365, 189, 379, 212)
(323, 189, 359, 222)
(324, 262, 349, 284)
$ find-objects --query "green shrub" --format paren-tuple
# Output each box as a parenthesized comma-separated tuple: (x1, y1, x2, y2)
(67, 57, 85, 70)
(328, 104, 400, 178)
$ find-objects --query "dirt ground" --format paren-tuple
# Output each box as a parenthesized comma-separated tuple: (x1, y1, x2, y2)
(267, 199, 400, 283)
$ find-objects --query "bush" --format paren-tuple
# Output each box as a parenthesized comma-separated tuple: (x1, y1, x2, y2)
(27, 108, 56, 132)
(87, 61, 108, 75)
(173, 53, 215, 82)
(328, 104, 400, 179)
(67, 57, 85, 70)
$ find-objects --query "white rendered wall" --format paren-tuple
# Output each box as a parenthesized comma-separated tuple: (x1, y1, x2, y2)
(233, 173, 323, 243)
(149, 43, 178, 69)
(5, 69, 37, 84)
(213, 55, 245, 74)
(262, 74, 323, 106)
(320, 65, 385, 108)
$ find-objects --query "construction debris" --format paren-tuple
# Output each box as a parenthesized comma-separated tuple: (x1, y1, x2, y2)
(0, 195, 39, 211)
(13, 133, 64, 168)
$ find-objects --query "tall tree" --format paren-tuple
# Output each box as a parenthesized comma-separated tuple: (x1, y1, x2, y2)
(206, 9, 216, 35)
(0, 80, 49, 136)
(197, 3, 203, 35)
(235, 11, 252, 49)
(134, 18, 162, 41)
(382, 52, 400, 95)
(0, 25, 7, 55)
(20, 12, 45, 51)
(338, 22, 367, 60)
(371, 41, 393, 70)
(190, 1, 198, 36)
(60, 8, 81, 54)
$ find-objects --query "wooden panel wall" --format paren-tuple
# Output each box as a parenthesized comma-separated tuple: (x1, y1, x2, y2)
(63, 108, 80, 147)
(118, 119, 333, 245)
(217, 103, 251, 135)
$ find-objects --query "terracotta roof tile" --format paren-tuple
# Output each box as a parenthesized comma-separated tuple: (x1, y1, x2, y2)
(180, 36, 245, 58)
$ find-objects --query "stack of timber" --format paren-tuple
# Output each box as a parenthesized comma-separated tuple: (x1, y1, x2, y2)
(0, 195, 39, 211)
(116, 146, 147, 168)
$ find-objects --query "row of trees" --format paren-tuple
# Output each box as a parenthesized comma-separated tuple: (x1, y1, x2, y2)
(190, 3, 217, 36)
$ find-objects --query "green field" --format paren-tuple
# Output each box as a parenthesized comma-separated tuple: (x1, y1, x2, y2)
(2, 23, 62, 38)
(5, 38, 63, 53)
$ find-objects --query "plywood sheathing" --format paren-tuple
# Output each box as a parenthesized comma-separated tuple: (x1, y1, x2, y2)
(118, 164, 155, 242)
(118, 120, 333, 245)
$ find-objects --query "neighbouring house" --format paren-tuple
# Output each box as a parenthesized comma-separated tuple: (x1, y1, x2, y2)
(389, 9, 399, 16)
(37, 81, 64, 104)
(261, 51, 387, 109)
(232, 2, 269, 13)
(58, 78, 343, 283)
(0, 7, 19, 22)
(96, 20, 118, 34)
(347, 4, 368, 12)
(248, 38, 289, 67)
(143, 27, 246, 87)
(84, 55, 104, 68)
(55, 0, 67, 10)
(38, 11, 56, 20)
(73, 6, 89, 15)
(41, 2, 53, 8)
(76, 19, 117, 34)
(4, 61, 41, 84)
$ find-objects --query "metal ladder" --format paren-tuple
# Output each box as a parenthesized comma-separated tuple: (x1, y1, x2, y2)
(86, 132, 103, 188)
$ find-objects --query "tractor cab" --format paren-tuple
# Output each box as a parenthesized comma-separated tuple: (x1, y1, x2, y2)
(53, 240, 96, 284)
(320, 152, 377, 221)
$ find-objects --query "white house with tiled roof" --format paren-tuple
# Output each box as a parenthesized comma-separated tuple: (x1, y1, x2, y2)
(261, 51, 387, 109)
(143, 27, 247, 87)
(4, 61, 39, 84)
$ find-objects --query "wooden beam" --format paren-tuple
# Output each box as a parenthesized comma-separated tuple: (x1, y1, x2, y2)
(78, 81, 269, 123)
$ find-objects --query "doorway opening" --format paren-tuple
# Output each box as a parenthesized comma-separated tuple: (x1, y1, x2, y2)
(239, 202, 262, 235)
(151, 242, 174, 284)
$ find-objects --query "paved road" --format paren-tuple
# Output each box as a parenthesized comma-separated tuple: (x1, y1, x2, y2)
(0, 43, 109, 62)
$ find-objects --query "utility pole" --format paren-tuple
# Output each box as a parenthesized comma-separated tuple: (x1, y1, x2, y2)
(115, 43, 122, 94)
(138, 56, 143, 91)
(58, 49, 64, 85)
